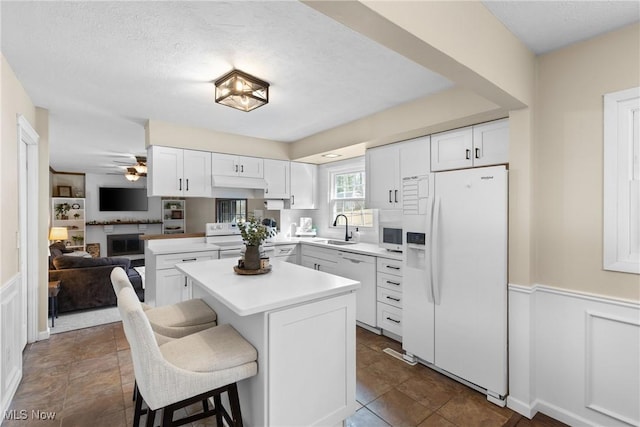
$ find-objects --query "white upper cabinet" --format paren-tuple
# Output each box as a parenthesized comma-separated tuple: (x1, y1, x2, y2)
(212, 153, 264, 178)
(431, 119, 509, 171)
(263, 159, 290, 199)
(366, 136, 430, 210)
(430, 127, 474, 171)
(148, 146, 211, 197)
(472, 119, 509, 167)
(366, 143, 401, 209)
(290, 162, 317, 209)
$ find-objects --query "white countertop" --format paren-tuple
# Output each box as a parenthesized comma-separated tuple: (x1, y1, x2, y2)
(176, 258, 360, 316)
(147, 235, 403, 260)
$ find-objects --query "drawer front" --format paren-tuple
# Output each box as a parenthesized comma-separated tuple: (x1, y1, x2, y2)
(273, 244, 298, 257)
(377, 257, 403, 276)
(377, 302, 402, 336)
(301, 245, 338, 263)
(377, 287, 402, 309)
(377, 272, 403, 292)
(156, 251, 218, 270)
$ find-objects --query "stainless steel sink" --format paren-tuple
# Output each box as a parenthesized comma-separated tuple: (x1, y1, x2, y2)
(327, 240, 357, 245)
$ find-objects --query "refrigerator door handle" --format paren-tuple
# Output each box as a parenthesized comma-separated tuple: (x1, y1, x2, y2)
(431, 196, 441, 305)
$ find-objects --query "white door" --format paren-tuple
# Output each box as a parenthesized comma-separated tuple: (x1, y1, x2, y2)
(183, 149, 212, 197)
(264, 159, 290, 199)
(290, 162, 317, 209)
(433, 166, 508, 396)
(156, 268, 184, 306)
(430, 127, 473, 171)
(365, 144, 398, 209)
(472, 119, 509, 167)
(148, 146, 184, 196)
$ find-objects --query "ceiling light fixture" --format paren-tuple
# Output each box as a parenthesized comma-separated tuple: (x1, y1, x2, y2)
(214, 69, 269, 112)
(125, 168, 140, 182)
(322, 153, 341, 158)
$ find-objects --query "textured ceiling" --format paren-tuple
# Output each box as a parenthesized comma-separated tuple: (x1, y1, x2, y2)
(483, 0, 639, 54)
(1, 1, 452, 174)
(2, 1, 638, 174)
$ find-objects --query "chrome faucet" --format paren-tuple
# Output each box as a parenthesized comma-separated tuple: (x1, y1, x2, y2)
(332, 214, 352, 241)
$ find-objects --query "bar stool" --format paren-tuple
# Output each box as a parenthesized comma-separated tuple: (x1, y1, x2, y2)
(111, 267, 217, 343)
(117, 286, 257, 427)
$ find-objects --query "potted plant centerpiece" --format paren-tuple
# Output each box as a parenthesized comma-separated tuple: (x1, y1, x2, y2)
(238, 217, 276, 270)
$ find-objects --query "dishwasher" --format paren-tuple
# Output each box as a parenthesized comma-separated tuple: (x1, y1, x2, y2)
(337, 251, 377, 328)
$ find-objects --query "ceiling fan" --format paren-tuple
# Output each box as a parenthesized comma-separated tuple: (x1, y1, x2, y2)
(113, 156, 147, 181)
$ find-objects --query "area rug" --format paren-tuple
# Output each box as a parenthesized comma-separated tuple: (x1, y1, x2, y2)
(50, 306, 120, 334)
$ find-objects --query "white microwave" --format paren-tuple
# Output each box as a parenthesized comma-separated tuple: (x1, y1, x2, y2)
(379, 223, 403, 252)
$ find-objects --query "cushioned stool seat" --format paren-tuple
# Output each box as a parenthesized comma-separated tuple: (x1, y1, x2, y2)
(146, 299, 217, 339)
(111, 267, 217, 342)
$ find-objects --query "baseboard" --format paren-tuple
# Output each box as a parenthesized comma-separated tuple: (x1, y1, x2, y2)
(506, 396, 535, 419)
(534, 399, 599, 427)
(38, 328, 50, 341)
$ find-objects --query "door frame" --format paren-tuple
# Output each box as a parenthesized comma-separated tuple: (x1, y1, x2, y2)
(18, 114, 40, 343)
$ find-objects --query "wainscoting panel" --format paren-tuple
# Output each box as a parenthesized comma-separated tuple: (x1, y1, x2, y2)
(585, 311, 640, 426)
(0, 274, 24, 419)
(508, 284, 640, 427)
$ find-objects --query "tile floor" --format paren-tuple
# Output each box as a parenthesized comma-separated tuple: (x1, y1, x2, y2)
(4, 323, 565, 427)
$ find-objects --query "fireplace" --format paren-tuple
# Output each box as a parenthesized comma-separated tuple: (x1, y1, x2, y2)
(107, 233, 143, 257)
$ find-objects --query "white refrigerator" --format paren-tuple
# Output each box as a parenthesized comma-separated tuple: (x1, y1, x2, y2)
(402, 165, 508, 405)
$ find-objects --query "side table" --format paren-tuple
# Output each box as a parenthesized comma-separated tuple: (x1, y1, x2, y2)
(48, 280, 61, 327)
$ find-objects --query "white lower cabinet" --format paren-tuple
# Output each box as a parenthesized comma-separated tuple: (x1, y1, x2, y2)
(300, 245, 340, 275)
(146, 249, 218, 306)
(376, 257, 404, 336)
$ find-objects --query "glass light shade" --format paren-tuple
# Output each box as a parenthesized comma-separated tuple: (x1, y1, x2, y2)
(133, 164, 147, 174)
(125, 168, 140, 181)
(49, 227, 68, 241)
(215, 70, 269, 112)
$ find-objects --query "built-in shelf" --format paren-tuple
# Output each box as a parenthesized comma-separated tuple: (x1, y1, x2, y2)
(86, 220, 163, 226)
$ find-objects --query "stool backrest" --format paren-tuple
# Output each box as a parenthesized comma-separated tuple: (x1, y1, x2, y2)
(117, 286, 172, 410)
(111, 266, 134, 295)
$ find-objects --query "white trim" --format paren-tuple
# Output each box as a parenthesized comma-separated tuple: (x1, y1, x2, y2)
(508, 283, 639, 309)
(603, 86, 640, 274)
(17, 115, 40, 344)
(0, 274, 24, 420)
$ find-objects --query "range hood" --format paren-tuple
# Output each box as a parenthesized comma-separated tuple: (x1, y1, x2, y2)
(211, 175, 268, 190)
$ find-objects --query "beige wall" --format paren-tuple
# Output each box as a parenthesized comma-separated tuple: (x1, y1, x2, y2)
(1, 55, 52, 334)
(534, 24, 640, 300)
(1, 54, 36, 284)
(145, 120, 290, 161)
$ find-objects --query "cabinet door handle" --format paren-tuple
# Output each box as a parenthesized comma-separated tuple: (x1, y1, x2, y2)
(346, 258, 361, 264)
(265, 187, 269, 194)
(184, 277, 188, 287)
(178, 178, 182, 191)
(186, 179, 189, 191)
(291, 195, 295, 205)
(386, 280, 401, 286)
(235, 164, 238, 173)
(386, 296, 401, 302)
(181, 258, 197, 262)
(386, 317, 400, 324)
(394, 189, 398, 203)
(475, 148, 480, 159)
(466, 149, 471, 160)
(386, 265, 400, 270)
(389, 190, 393, 203)
(241, 165, 244, 173)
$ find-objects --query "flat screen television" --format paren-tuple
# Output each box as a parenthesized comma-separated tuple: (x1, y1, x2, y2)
(99, 187, 148, 211)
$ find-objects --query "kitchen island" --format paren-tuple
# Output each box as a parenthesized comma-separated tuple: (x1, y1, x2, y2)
(175, 258, 360, 427)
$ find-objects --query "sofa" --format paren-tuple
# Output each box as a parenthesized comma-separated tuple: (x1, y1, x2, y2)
(49, 246, 144, 313)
